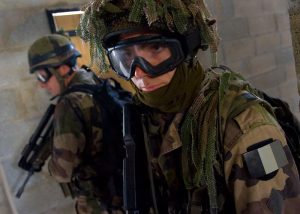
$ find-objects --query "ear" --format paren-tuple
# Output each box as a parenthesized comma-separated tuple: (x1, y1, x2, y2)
(58, 64, 71, 76)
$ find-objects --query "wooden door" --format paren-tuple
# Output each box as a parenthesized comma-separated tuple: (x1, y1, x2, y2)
(49, 9, 134, 92)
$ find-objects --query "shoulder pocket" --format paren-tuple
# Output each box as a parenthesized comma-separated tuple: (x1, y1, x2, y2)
(234, 104, 277, 134)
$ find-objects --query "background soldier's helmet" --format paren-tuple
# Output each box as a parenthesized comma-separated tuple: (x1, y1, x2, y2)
(28, 34, 81, 73)
(78, 0, 219, 72)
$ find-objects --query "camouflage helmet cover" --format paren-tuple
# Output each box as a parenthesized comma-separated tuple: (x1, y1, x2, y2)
(28, 34, 81, 73)
(77, 0, 219, 72)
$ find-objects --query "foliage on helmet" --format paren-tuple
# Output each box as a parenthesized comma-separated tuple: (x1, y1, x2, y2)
(28, 34, 81, 73)
(77, 0, 219, 72)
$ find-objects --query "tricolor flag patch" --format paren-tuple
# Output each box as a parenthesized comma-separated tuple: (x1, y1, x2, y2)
(243, 140, 288, 179)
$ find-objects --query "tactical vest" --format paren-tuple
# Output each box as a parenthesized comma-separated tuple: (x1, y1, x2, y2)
(58, 71, 129, 209)
(182, 65, 275, 213)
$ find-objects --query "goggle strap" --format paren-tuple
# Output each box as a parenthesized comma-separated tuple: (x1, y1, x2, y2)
(182, 28, 208, 54)
(44, 68, 53, 76)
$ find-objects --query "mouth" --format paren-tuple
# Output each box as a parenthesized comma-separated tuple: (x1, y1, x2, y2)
(140, 84, 161, 92)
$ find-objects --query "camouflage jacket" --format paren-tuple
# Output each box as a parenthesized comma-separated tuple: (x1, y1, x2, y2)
(48, 70, 122, 206)
(139, 70, 300, 213)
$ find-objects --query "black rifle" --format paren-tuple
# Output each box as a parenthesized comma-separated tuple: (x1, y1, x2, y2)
(16, 104, 55, 198)
(123, 104, 171, 214)
(123, 104, 160, 214)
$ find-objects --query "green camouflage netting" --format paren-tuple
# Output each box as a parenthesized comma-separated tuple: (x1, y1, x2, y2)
(77, 0, 219, 72)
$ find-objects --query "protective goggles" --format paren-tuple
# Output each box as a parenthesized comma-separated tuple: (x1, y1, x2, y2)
(106, 35, 185, 80)
(35, 68, 53, 83)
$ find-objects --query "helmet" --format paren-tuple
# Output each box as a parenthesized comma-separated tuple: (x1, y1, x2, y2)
(28, 34, 81, 73)
(78, 0, 219, 72)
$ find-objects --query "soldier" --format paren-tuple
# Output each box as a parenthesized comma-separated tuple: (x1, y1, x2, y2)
(78, 0, 300, 213)
(27, 34, 123, 214)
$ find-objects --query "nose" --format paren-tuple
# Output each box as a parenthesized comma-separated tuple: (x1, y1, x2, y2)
(134, 66, 148, 78)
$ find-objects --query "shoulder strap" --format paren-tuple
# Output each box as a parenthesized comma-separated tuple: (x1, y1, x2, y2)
(61, 83, 103, 97)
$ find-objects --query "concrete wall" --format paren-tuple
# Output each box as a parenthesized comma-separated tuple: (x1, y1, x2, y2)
(0, 0, 298, 214)
(0, 1, 89, 213)
(208, 0, 299, 115)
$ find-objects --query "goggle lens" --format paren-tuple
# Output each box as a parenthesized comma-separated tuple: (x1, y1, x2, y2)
(106, 36, 185, 80)
(35, 69, 52, 83)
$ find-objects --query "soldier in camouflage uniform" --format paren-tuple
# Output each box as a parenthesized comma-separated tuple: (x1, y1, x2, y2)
(78, 0, 300, 213)
(27, 34, 123, 214)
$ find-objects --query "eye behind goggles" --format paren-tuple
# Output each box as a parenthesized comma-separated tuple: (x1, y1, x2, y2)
(35, 67, 53, 83)
(104, 29, 208, 80)
(106, 35, 186, 80)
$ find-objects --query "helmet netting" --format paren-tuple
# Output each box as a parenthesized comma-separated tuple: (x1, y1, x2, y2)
(77, 0, 219, 72)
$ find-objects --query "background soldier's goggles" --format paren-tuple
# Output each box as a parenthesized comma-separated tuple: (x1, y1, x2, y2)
(106, 35, 185, 80)
(35, 68, 53, 83)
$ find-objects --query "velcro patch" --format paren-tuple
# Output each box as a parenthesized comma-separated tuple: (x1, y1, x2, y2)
(243, 140, 288, 179)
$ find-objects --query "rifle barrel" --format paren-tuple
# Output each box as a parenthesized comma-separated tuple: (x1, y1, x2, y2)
(16, 169, 34, 198)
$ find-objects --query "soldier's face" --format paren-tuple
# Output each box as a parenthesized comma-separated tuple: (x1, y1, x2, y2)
(120, 32, 176, 92)
(131, 66, 176, 92)
(36, 69, 61, 96)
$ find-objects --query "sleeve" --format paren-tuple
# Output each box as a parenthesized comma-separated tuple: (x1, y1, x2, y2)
(224, 104, 300, 213)
(48, 96, 87, 183)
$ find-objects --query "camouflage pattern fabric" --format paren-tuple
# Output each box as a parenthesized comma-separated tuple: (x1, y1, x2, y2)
(139, 69, 300, 213)
(48, 69, 122, 213)
(75, 195, 107, 214)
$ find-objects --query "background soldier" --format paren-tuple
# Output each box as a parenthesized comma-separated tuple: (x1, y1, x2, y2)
(78, 0, 300, 213)
(27, 34, 123, 214)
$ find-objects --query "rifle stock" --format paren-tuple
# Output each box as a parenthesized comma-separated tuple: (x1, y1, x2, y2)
(122, 104, 153, 214)
(123, 104, 138, 213)
(16, 104, 55, 198)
